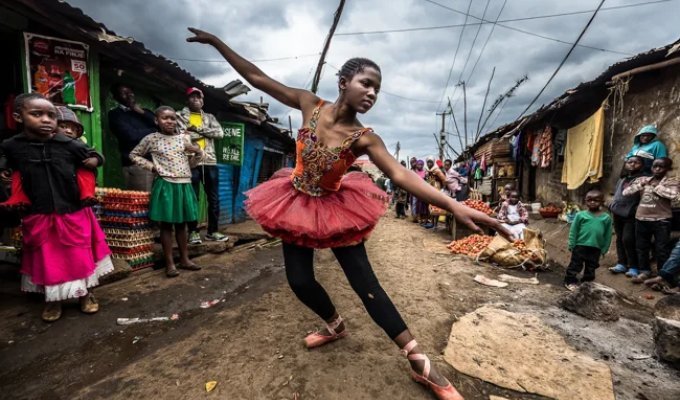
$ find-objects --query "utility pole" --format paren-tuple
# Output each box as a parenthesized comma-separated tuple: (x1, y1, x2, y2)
(461, 81, 468, 148)
(436, 107, 451, 160)
(311, 0, 346, 94)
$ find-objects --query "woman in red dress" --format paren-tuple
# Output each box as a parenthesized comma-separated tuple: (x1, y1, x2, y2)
(188, 28, 509, 400)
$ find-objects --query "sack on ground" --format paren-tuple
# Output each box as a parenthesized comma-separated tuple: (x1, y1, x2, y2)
(477, 227, 547, 270)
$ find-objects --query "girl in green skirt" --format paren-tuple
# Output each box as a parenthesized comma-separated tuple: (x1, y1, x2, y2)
(130, 106, 204, 277)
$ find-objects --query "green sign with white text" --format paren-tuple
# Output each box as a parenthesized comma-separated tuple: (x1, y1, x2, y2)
(216, 122, 245, 165)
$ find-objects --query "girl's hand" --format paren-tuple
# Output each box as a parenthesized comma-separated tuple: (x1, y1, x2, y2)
(186, 27, 216, 44)
(453, 202, 513, 238)
(82, 157, 99, 169)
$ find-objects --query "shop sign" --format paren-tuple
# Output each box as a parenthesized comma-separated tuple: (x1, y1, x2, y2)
(216, 122, 245, 165)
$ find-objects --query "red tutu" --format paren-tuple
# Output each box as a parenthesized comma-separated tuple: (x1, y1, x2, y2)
(245, 168, 388, 248)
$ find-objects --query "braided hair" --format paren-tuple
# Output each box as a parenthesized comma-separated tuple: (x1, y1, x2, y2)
(337, 58, 381, 91)
(14, 92, 48, 112)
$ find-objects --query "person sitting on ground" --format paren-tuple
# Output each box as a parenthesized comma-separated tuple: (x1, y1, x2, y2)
(608, 156, 646, 274)
(564, 190, 613, 291)
(623, 157, 679, 282)
(497, 190, 529, 240)
(626, 124, 668, 174)
(644, 239, 680, 295)
(494, 182, 516, 213)
(0, 106, 101, 209)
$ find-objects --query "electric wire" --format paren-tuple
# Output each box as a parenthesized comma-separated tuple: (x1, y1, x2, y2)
(436, 0, 474, 112)
(518, 0, 607, 118)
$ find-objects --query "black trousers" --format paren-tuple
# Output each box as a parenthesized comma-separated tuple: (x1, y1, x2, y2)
(613, 214, 637, 267)
(282, 242, 408, 340)
(187, 165, 220, 234)
(396, 202, 406, 217)
(565, 245, 601, 284)
(636, 219, 671, 272)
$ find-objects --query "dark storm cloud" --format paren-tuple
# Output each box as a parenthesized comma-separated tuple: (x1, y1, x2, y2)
(66, 0, 679, 159)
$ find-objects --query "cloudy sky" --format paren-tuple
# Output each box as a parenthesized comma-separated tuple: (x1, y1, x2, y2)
(68, 0, 678, 160)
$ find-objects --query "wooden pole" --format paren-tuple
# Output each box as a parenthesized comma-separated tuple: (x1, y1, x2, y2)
(476, 67, 495, 140)
(311, 0, 346, 94)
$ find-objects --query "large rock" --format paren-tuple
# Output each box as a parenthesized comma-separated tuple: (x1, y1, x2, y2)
(653, 295, 680, 368)
(443, 306, 615, 400)
(559, 282, 619, 321)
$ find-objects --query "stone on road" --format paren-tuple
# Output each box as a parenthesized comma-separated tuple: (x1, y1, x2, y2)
(443, 306, 615, 400)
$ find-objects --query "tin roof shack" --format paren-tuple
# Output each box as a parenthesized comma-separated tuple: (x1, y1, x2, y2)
(466, 38, 680, 206)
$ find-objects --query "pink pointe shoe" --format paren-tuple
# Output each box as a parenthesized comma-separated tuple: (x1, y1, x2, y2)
(401, 339, 464, 400)
(304, 315, 348, 349)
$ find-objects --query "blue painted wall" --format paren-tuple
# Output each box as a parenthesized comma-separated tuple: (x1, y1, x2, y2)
(217, 164, 235, 225)
(233, 134, 265, 222)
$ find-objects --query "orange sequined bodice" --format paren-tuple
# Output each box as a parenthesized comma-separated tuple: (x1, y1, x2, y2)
(291, 102, 371, 196)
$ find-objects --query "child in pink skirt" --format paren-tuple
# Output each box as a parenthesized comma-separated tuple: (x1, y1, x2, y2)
(0, 93, 113, 322)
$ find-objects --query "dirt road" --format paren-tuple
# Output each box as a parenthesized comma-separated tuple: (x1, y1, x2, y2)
(0, 216, 678, 399)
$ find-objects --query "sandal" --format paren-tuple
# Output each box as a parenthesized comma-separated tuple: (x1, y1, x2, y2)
(304, 315, 348, 349)
(166, 265, 180, 278)
(80, 293, 99, 314)
(178, 263, 202, 271)
(661, 286, 680, 295)
(42, 302, 62, 322)
(632, 271, 652, 284)
(401, 340, 464, 400)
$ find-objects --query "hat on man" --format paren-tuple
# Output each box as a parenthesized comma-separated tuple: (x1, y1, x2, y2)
(186, 87, 204, 97)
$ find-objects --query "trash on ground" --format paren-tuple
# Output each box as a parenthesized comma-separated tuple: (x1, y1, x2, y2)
(116, 314, 179, 325)
(205, 381, 217, 392)
(498, 274, 540, 285)
(200, 299, 221, 309)
(473, 274, 508, 288)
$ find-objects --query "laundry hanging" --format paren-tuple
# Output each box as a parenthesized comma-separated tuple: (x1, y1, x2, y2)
(561, 107, 605, 189)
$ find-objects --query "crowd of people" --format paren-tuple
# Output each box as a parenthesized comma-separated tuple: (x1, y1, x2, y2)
(0, 23, 678, 400)
(0, 80, 240, 321)
(379, 125, 679, 297)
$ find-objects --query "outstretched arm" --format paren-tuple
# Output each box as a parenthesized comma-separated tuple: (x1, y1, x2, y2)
(359, 132, 511, 236)
(187, 28, 319, 112)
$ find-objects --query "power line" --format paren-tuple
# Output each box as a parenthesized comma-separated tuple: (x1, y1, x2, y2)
(449, 0, 499, 111)
(518, 0, 607, 118)
(422, 0, 634, 56)
(457, 0, 491, 85)
(326, 63, 439, 103)
(381, 90, 440, 103)
(170, 53, 321, 63)
(337, 0, 670, 38)
(436, 0, 473, 112)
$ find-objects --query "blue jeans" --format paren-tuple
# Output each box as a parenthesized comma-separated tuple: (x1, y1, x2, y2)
(659, 240, 680, 287)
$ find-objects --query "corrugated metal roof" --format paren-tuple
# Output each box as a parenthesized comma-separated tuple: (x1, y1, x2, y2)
(6, 0, 293, 144)
(459, 37, 680, 161)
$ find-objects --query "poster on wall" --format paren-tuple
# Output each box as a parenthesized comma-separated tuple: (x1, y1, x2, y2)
(216, 122, 245, 166)
(24, 33, 91, 110)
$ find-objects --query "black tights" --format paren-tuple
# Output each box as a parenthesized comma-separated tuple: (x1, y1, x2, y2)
(282, 242, 408, 340)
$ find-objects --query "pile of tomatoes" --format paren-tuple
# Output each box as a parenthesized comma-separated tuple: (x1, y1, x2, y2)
(539, 204, 562, 213)
(447, 234, 493, 257)
(462, 199, 494, 215)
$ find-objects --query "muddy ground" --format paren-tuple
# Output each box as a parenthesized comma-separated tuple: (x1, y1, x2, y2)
(0, 216, 678, 400)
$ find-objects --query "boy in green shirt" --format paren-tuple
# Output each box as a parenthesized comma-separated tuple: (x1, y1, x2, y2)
(564, 190, 613, 291)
